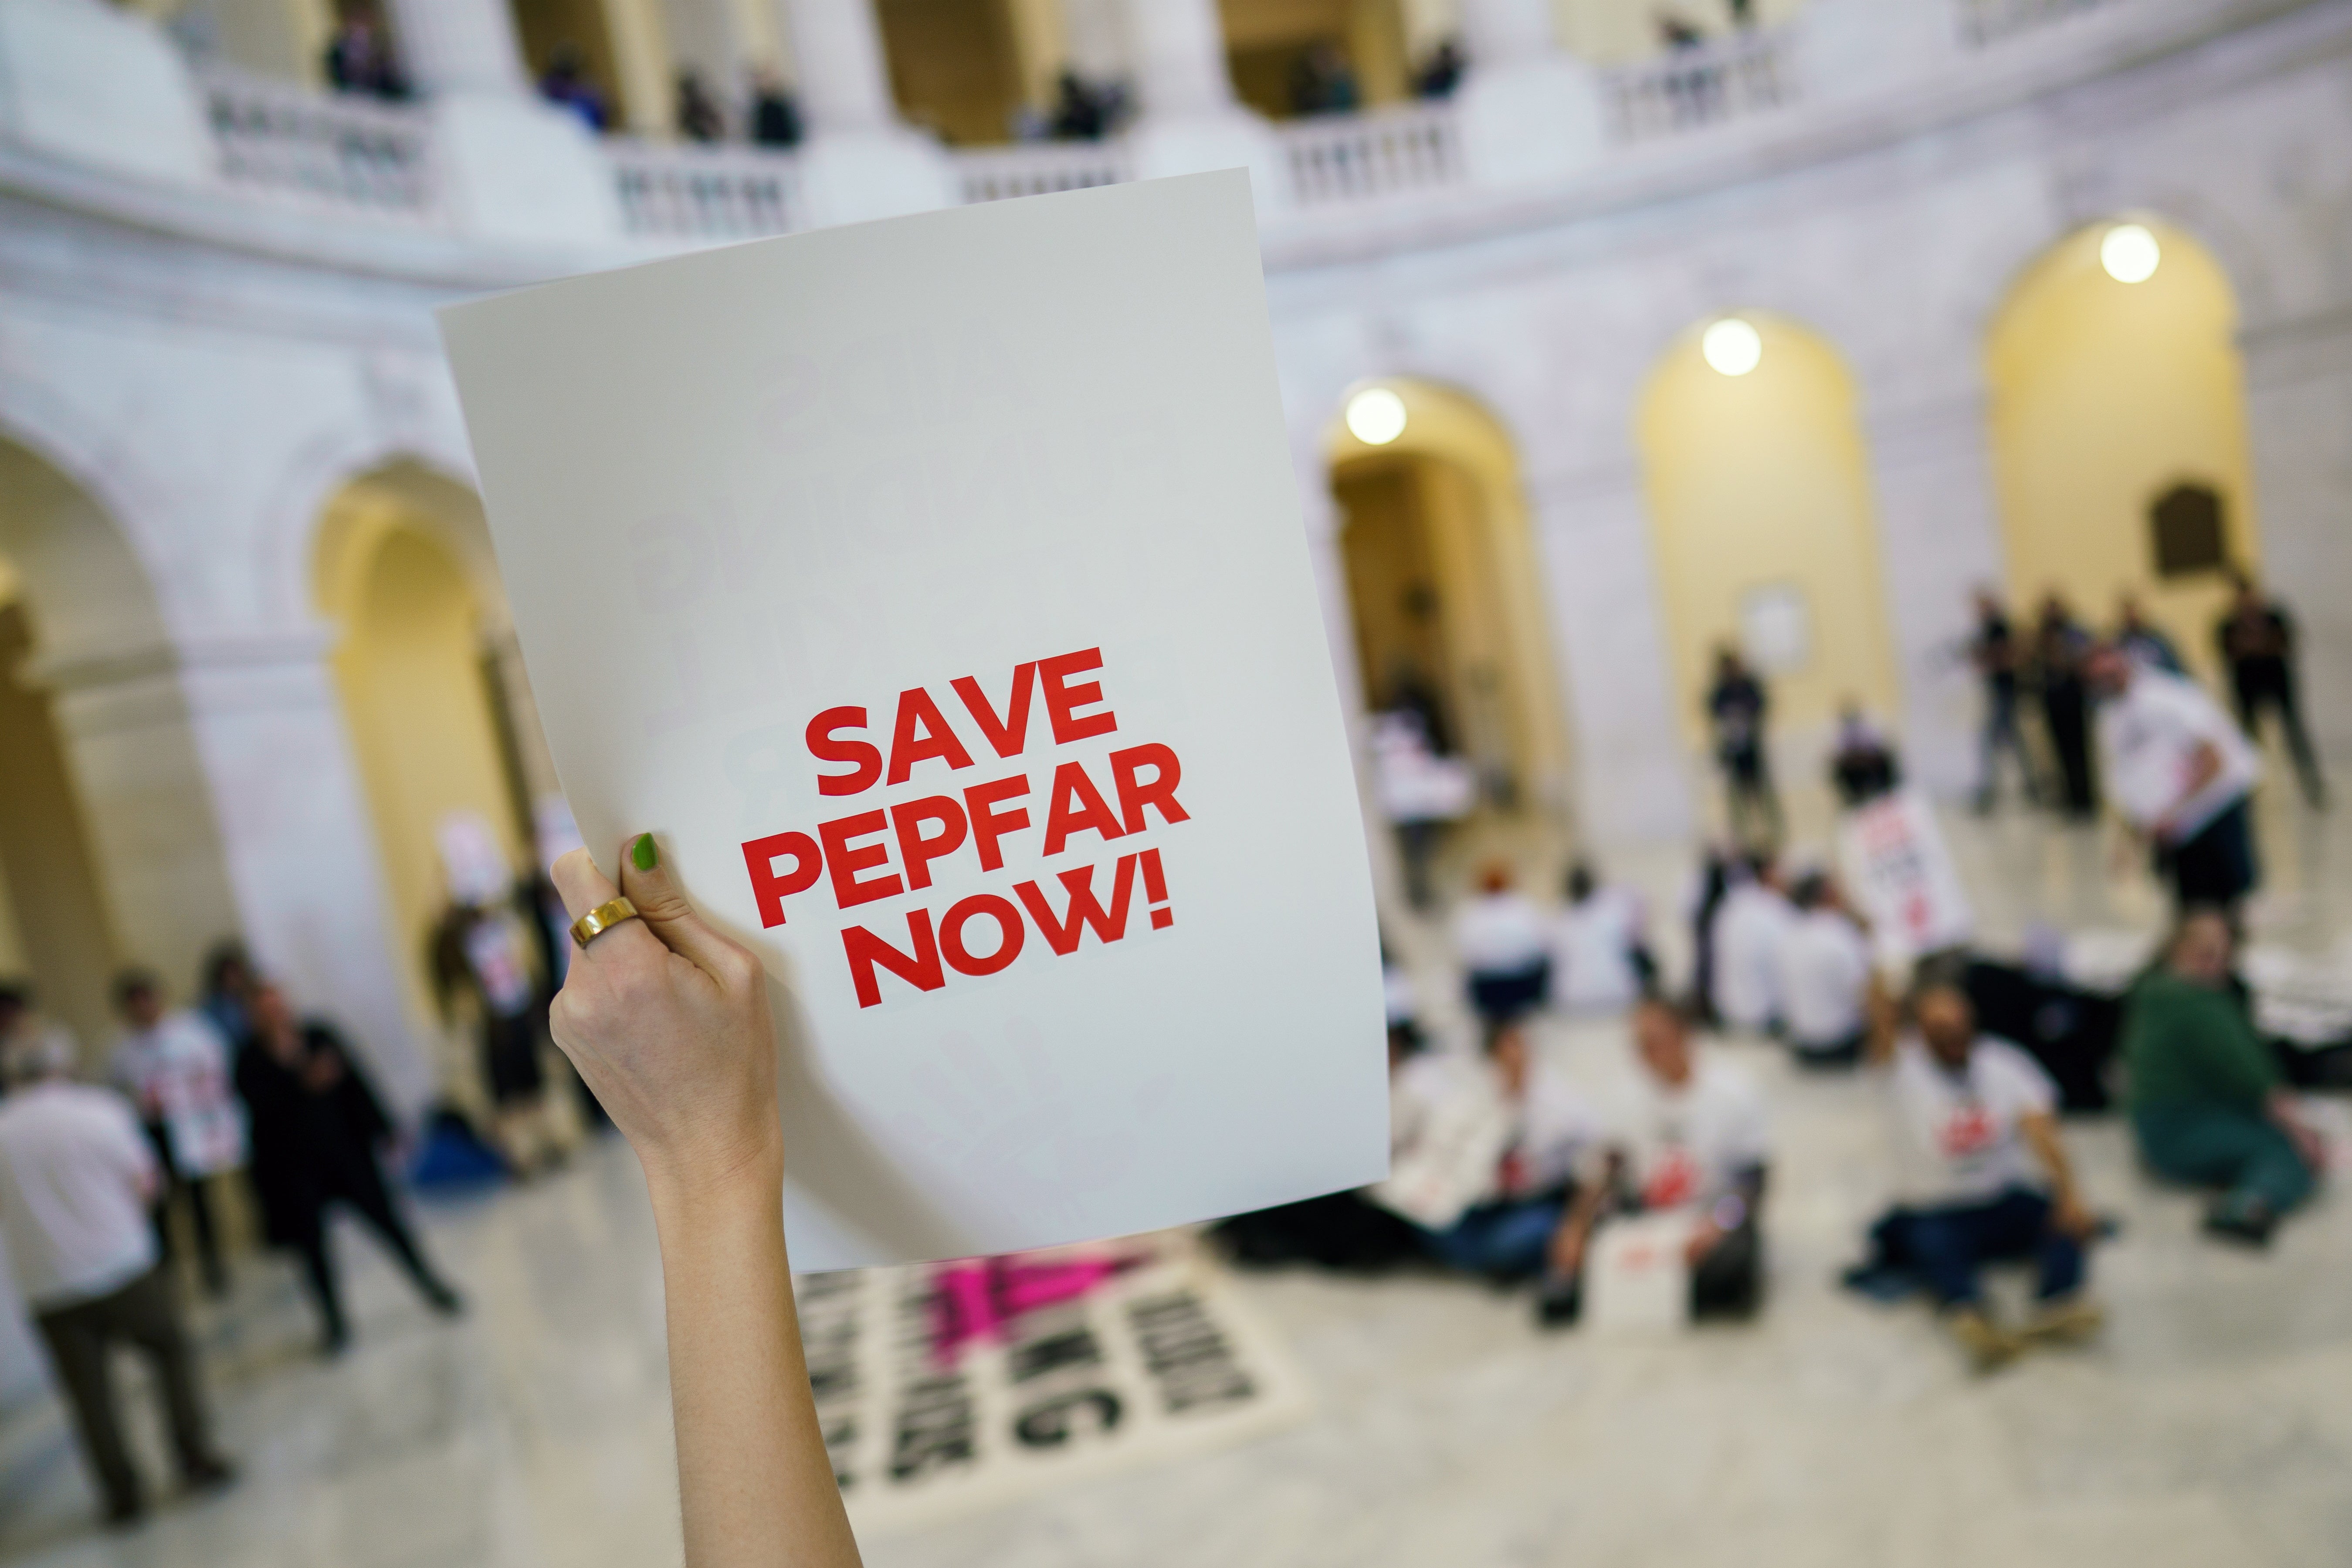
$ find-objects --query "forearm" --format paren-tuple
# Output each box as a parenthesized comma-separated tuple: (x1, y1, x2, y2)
(647, 1151, 861, 1568)
(2022, 1116, 2081, 1208)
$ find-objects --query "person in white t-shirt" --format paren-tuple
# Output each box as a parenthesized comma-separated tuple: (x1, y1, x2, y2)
(1455, 864, 1553, 1026)
(1774, 873, 1874, 1068)
(1549, 863, 1654, 1016)
(108, 972, 248, 1298)
(1399, 1021, 1601, 1317)
(1537, 997, 1771, 1326)
(2088, 643, 2262, 912)
(1872, 979, 2102, 1370)
(1712, 857, 1794, 1035)
(0, 1034, 235, 1524)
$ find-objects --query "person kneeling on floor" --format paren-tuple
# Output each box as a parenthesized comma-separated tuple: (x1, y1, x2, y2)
(2124, 908, 2324, 1246)
(1374, 1019, 1599, 1321)
(1874, 976, 2104, 1371)
(1537, 996, 1771, 1328)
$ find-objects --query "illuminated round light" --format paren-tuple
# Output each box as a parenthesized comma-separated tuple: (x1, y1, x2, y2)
(1701, 317, 1763, 377)
(1345, 386, 1408, 446)
(2100, 223, 2160, 284)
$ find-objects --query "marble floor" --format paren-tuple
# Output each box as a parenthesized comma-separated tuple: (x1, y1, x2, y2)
(2, 782, 2349, 1568)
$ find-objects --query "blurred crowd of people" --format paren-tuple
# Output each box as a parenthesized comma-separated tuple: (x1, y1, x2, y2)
(0, 808, 594, 1530)
(1230, 568, 2338, 1373)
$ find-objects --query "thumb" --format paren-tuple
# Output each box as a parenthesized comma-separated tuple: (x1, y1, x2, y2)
(613, 833, 742, 979)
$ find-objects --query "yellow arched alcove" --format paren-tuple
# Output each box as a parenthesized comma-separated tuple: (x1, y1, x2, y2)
(1986, 217, 2260, 682)
(1637, 312, 1901, 754)
(1325, 379, 1573, 822)
(315, 474, 532, 1034)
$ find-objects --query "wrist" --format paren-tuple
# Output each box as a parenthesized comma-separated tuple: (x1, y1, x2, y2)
(643, 1124, 786, 1220)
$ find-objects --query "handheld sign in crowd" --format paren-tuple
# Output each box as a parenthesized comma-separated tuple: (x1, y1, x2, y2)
(438, 173, 1386, 1270)
(1836, 787, 1974, 961)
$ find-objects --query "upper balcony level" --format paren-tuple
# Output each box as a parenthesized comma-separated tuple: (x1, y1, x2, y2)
(0, 0, 2295, 283)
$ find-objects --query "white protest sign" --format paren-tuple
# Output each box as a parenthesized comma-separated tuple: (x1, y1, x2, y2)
(437, 173, 1386, 1270)
(1836, 787, 1974, 961)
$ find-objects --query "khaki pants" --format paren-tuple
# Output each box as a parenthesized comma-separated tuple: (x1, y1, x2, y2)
(34, 1265, 216, 1515)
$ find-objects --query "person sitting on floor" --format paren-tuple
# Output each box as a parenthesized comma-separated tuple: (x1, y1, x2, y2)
(1374, 1020, 1599, 1321)
(1775, 872, 1874, 1068)
(1712, 856, 1794, 1036)
(1455, 864, 1552, 1027)
(2124, 908, 2325, 1246)
(1537, 996, 1770, 1327)
(1871, 977, 2103, 1371)
(1213, 1010, 1444, 1270)
(1549, 862, 1654, 1016)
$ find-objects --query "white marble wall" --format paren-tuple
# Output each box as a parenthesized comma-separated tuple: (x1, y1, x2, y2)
(0, 0, 2348, 1104)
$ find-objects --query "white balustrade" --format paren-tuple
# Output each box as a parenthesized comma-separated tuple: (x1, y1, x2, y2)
(1603, 29, 1796, 142)
(199, 67, 439, 220)
(609, 140, 807, 238)
(1959, 0, 2122, 46)
(952, 141, 1135, 204)
(1278, 102, 1464, 207)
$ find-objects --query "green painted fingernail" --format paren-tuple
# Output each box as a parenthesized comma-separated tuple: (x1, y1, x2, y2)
(632, 833, 657, 871)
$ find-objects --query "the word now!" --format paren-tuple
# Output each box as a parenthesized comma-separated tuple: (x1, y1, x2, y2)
(842, 848, 1173, 1009)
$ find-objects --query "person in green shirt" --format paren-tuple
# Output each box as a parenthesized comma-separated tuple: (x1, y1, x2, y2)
(2124, 909, 2324, 1244)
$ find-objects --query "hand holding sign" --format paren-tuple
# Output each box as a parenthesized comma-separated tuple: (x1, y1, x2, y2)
(547, 835, 780, 1195)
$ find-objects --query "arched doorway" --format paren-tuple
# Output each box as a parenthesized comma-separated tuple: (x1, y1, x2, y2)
(875, 0, 1037, 144)
(1221, 0, 1411, 117)
(1637, 311, 1900, 833)
(1327, 379, 1573, 871)
(0, 437, 239, 1060)
(313, 462, 562, 1053)
(1985, 217, 2260, 685)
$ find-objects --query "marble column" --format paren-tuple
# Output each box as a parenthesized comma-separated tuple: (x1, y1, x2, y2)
(2241, 308, 2352, 759)
(379, 0, 530, 95)
(773, 0, 952, 225)
(1117, 0, 1288, 210)
(47, 633, 434, 1117)
(775, 0, 895, 131)
(1452, 0, 1605, 189)
(1859, 389, 2008, 799)
(1524, 462, 1696, 847)
(380, 0, 625, 244)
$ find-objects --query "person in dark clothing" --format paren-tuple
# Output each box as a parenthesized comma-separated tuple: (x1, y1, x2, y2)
(539, 45, 610, 132)
(675, 68, 725, 141)
(1413, 39, 1464, 98)
(236, 986, 461, 1353)
(748, 68, 802, 146)
(1829, 700, 1901, 807)
(1049, 68, 1108, 140)
(322, 9, 406, 98)
(432, 895, 560, 1172)
(2124, 910, 2324, 1245)
(1706, 646, 1780, 849)
(1968, 589, 2038, 812)
(2032, 593, 2098, 818)
(2216, 572, 2326, 808)
(1688, 847, 1732, 1027)
(197, 940, 258, 1055)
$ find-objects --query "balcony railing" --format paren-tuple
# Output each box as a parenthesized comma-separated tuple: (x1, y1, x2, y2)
(1959, 0, 2124, 45)
(1603, 28, 1796, 142)
(1278, 102, 1464, 208)
(952, 140, 1134, 204)
(610, 139, 805, 239)
(200, 66, 437, 221)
